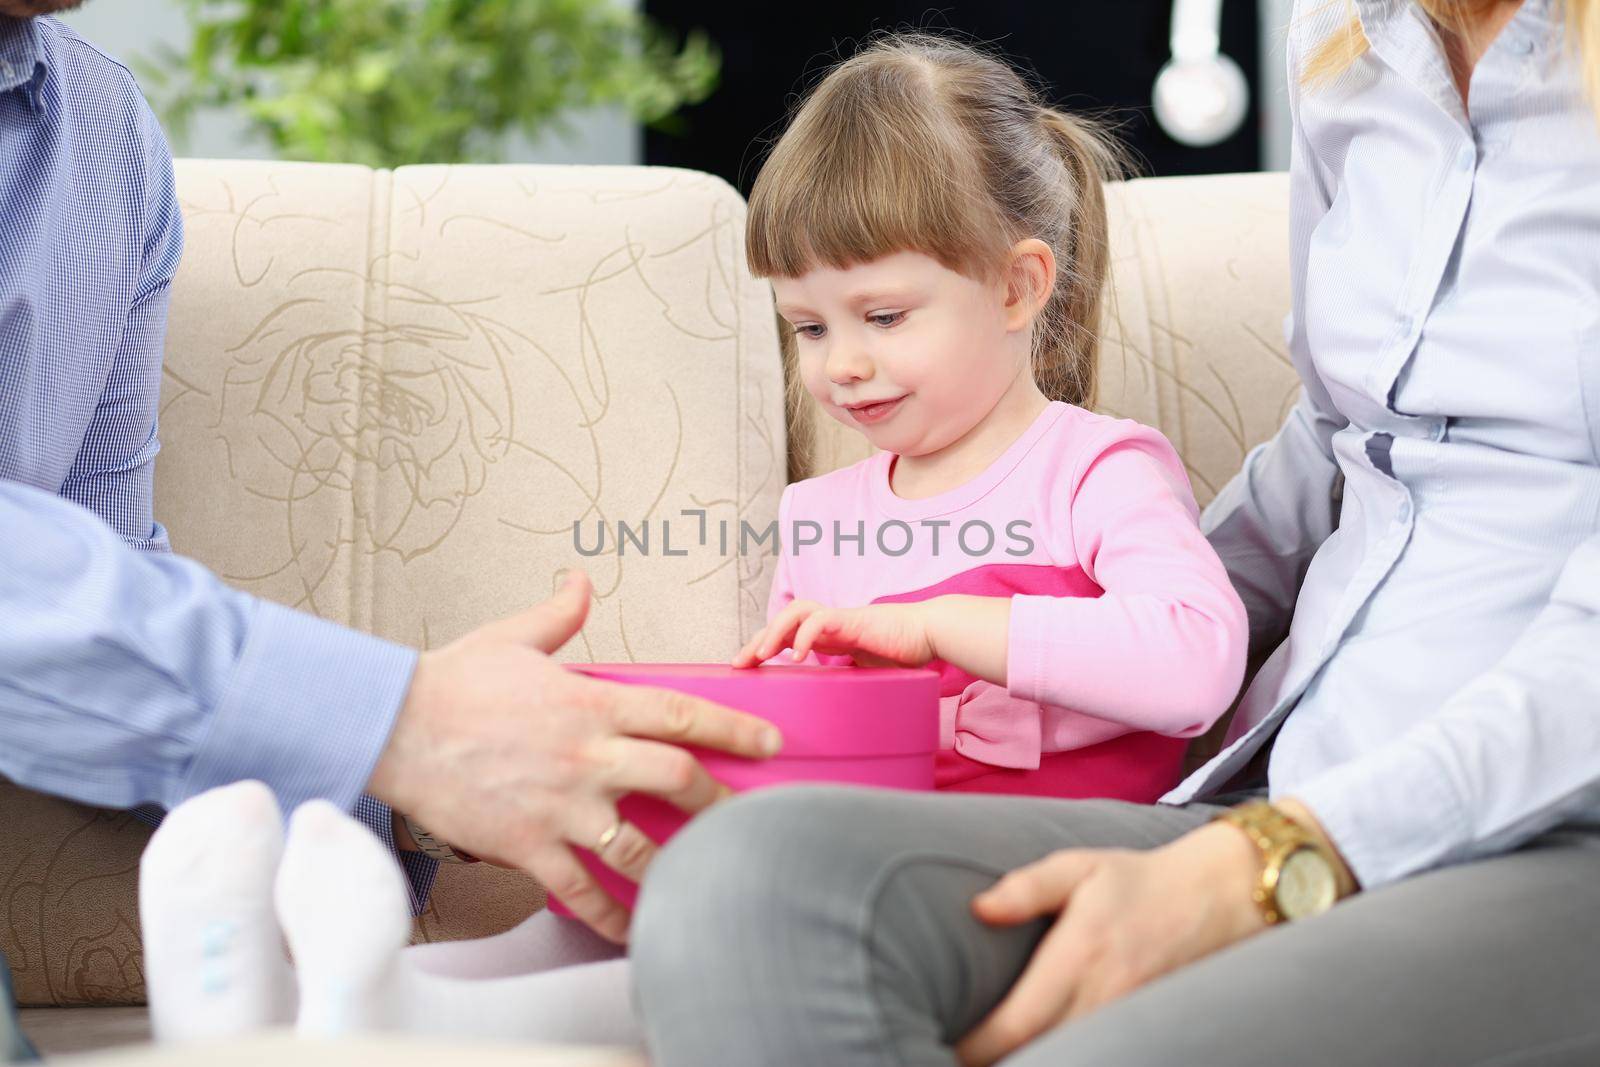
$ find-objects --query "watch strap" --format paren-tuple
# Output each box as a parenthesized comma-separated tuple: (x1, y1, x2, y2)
(401, 814, 481, 864)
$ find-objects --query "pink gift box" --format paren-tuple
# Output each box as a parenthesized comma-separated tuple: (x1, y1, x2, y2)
(544, 662, 940, 916)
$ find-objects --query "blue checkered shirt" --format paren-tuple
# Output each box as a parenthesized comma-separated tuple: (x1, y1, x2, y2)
(0, 14, 436, 911)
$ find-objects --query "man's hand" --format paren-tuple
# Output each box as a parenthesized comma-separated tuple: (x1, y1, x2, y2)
(730, 598, 938, 669)
(367, 570, 784, 945)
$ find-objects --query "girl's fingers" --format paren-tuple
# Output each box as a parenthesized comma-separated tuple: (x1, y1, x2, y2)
(754, 608, 799, 660)
(731, 630, 766, 666)
(791, 612, 834, 661)
(761, 623, 797, 661)
(737, 601, 844, 665)
(762, 601, 822, 660)
(800, 609, 882, 662)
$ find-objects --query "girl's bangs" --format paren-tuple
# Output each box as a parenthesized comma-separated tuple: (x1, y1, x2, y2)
(746, 105, 1001, 281)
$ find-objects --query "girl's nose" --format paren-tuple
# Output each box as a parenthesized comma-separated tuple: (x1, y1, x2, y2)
(824, 344, 873, 385)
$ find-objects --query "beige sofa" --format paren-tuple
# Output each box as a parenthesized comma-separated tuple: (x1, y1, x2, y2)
(1, 161, 1296, 1060)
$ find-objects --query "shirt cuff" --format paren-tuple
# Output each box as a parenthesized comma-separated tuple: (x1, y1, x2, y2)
(129, 803, 165, 827)
(182, 598, 417, 822)
(354, 795, 439, 915)
(1280, 742, 1472, 891)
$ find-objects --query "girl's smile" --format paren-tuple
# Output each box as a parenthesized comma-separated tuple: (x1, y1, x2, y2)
(844, 394, 909, 424)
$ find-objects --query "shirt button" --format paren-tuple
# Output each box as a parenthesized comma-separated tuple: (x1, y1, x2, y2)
(1398, 500, 1413, 522)
(1397, 313, 1415, 336)
(1457, 145, 1475, 172)
(1513, 36, 1534, 54)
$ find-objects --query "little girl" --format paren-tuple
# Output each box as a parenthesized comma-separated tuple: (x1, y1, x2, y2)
(138, 30, 1246, 1052)
(730, 34, 1247, 802)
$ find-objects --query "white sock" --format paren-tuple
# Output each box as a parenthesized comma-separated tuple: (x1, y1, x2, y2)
(277, 801, 640, 1046)
(138, 780, 296, 1043)
(275, 799, 414, 1037)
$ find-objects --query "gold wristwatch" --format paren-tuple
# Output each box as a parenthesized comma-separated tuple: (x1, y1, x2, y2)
(1215, 800, 1340, 924)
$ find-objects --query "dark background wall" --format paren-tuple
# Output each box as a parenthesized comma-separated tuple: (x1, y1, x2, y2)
(643, 1, 1263, 196)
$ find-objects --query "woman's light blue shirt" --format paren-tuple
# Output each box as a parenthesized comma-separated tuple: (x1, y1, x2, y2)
(1168, 0, 1600, 888)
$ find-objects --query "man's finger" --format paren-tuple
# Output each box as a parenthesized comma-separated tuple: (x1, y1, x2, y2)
(526, 843, 632, 945)
(476, 570, 592, 652)
(972, 850, 1100, 925)
(607, 682, 783, 761)
(586, 735, 734, 815)
(955, 920, 1086, 1067)
(568, 803, 660, 888)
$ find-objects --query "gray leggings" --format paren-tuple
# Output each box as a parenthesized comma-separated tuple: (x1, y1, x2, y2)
(629, 785, 1600, 1067)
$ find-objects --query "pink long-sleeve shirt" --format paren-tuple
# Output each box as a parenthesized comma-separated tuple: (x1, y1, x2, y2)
(765, 400, 1248, 798)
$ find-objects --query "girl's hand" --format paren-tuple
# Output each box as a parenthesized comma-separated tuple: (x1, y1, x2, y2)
(954, 821, 1269, 1067)
(730, 599, 937, 669)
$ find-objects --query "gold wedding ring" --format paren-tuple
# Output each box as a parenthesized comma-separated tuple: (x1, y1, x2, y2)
(595, 818, 624, 854)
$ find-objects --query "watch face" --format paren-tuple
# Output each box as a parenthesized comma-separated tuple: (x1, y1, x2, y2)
(1278, 847, 1338, 920)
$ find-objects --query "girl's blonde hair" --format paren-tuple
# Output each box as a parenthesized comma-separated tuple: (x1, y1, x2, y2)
(745, 31, 1126, 473)
(1303, 0, 1599, 106)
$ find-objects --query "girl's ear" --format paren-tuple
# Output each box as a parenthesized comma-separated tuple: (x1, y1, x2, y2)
(1002, 239, 1056, 332)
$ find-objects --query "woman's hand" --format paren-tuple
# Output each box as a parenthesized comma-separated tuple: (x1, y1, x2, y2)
(730, 598, 937, 668)
(954, 821, 1270, 1067)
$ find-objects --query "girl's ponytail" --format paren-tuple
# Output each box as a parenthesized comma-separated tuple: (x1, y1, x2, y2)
(1034, 108, 1124, 411)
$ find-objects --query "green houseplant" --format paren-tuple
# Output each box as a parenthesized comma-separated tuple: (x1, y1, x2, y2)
(142, 0, 719, 167)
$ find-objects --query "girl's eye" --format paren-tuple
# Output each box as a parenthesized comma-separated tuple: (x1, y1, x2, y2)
(790, 312, 903, 339)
